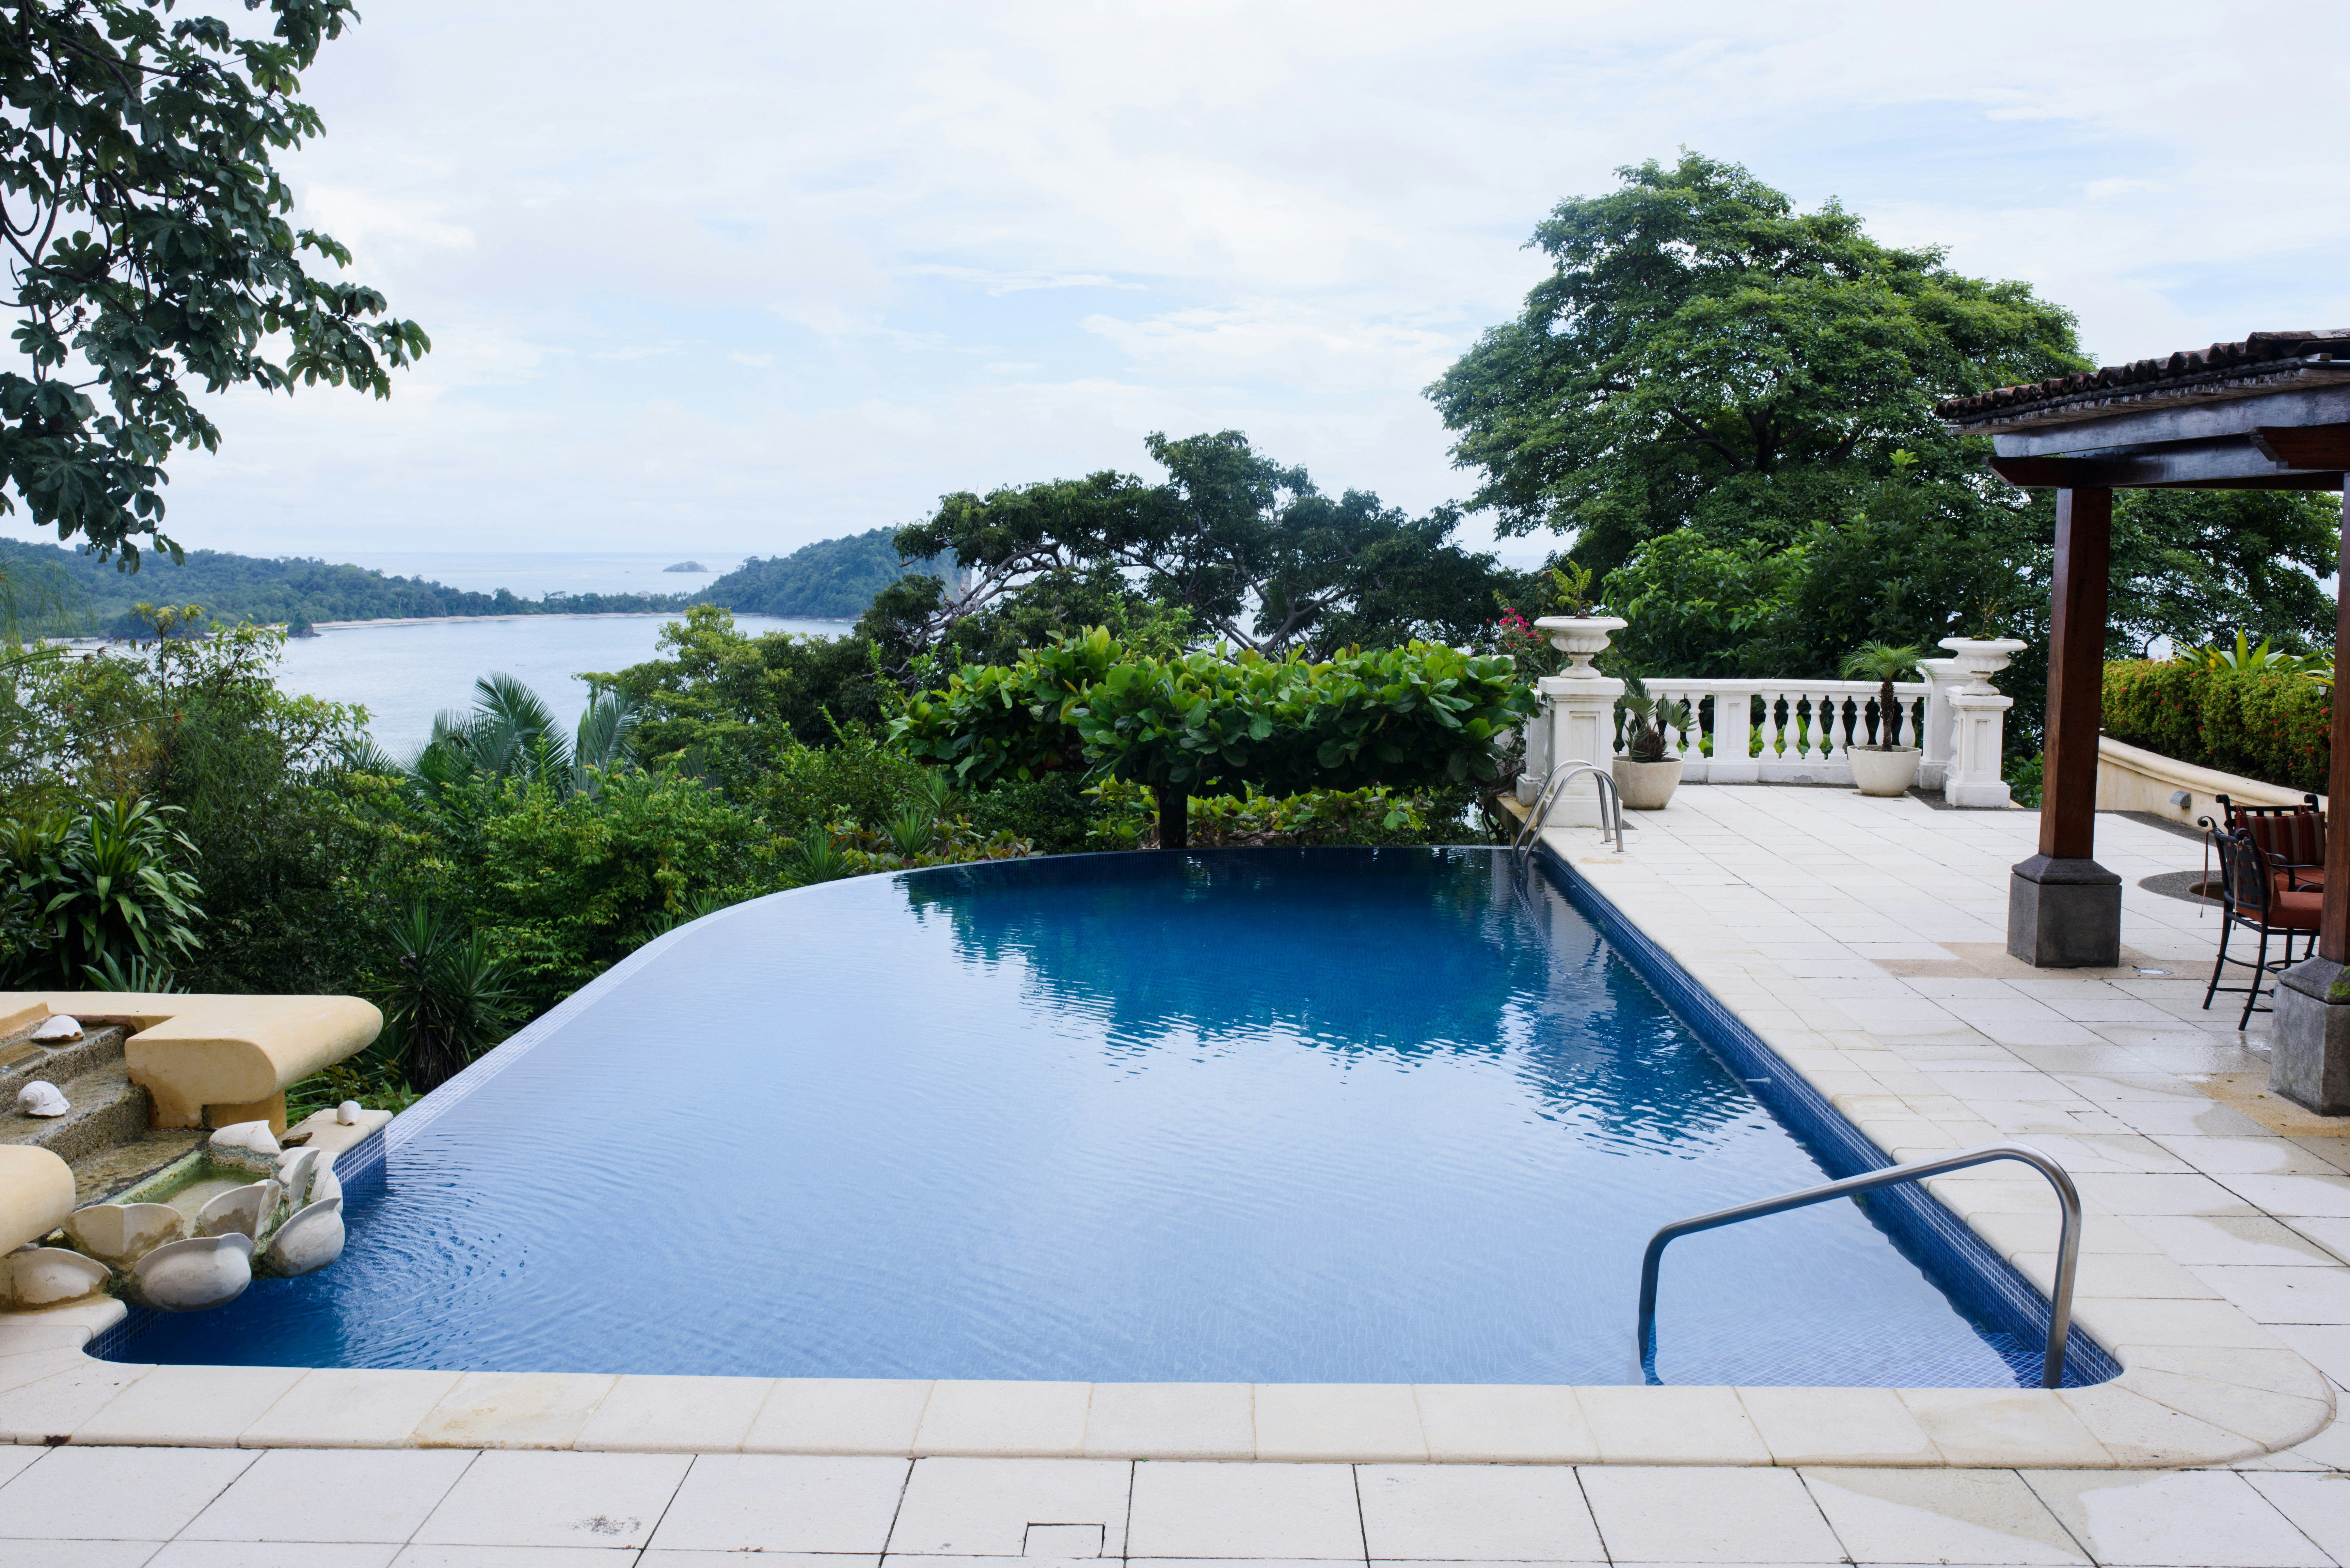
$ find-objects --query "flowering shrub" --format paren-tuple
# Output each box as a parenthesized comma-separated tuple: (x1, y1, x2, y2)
(2102, 661, 2329, 794)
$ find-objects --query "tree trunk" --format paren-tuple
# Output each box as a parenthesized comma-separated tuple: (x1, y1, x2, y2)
(1154, 783, 1188, 850)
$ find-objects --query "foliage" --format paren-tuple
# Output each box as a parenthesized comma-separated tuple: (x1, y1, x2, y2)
(1426, 152, 2086, 579)
(592, 605, 892, 768)
(391, 673, 640, 804)
(892, 627, 1535, 846)
(2102, 660, 2330, 795)
(1617, 674, 1693, 764)
(2174, 630, 2332, 683)
(2107, 492, 2339, 661)
(0, 793, 202, 987)
(1082, 777, 1467, 849)
(0, 0, 427, 563)
(368, 903, 520, 1094)
(879, 430, 1520, 662)
(1839, 641, 1927, 750)
(703, 527, 951, 619)
(0, 539, 690, 636)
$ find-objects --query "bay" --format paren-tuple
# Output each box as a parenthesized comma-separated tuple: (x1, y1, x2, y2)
(272, 612, 843, 752)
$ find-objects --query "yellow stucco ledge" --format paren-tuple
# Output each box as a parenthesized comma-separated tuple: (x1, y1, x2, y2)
(0, 1146, 73, 1254)
(0, 993, 381, 1132)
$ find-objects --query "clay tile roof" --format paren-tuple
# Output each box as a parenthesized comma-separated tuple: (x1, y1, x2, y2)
(1936, 330, 2350, 429)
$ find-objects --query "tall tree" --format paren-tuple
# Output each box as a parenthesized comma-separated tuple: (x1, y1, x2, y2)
(0, 0, 428, 566)
(876, 430, 1517, 666)
(1425, 152, 2086, 578)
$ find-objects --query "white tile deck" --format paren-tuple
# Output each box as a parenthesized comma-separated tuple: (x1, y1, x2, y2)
(15, 792, 2350, 1562)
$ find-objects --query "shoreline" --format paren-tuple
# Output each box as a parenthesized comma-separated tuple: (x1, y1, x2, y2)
(306, 610, 855, 631)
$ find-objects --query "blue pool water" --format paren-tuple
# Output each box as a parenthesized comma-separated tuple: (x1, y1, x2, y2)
(121, 849, 2081, 1386)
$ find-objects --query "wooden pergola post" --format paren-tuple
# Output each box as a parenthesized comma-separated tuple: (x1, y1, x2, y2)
(2007, 487, 2123, 967)
(2324, 489, 2350, 967)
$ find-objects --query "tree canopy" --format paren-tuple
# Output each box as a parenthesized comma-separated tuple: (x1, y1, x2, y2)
(701, 528, 952, 620)
(0, 0, 426, 565)
(870, 430, 1520, 669)
(1425, 152, 2086, 579)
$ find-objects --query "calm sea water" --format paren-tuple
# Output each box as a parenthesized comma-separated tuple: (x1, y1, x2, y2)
(120, 851, 2041, 1387)
(320, 550, 752, 599)
(273, 613, 842, 752)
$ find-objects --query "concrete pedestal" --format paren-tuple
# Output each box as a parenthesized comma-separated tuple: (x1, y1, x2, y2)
(1538, 672, 1626, 827)
(2274, 958, 2350, 1116)
(2006, 853, 2122, 968)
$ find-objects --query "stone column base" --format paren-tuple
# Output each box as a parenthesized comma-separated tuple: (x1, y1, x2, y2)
(2274, 958, 2350, 1115)
(2007, 853, 2122, 968)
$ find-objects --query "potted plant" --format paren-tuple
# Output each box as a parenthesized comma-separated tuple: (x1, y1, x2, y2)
(1612, 674, 1691, 809)
(1840, 641, 1927, 796)
(1531, 562, 1627, 675)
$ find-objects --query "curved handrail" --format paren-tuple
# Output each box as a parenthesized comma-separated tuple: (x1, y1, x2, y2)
(1513, 758, 1624, 859)
(1636, 1142, 2082, 1389)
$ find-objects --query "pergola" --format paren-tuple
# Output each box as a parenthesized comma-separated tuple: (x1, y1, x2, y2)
(1938, 330, 2350, 1108)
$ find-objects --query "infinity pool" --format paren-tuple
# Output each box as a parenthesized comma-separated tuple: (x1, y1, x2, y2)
(122, 848, 2086, 1386)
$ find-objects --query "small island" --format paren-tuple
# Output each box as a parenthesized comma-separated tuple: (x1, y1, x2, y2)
(662, 560, 708, 573)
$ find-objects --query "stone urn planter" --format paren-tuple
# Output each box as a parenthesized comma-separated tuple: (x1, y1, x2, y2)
(1848, 746, 1922, 797)
(1533, 615, 1628, 674)
(1937, 635, 2028, 686)
(1612, 755, 1683, 810)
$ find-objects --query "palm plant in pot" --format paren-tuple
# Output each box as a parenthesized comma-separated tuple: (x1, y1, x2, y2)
(1840, 641, 1927, 797)
(1612, 674, 1692, 809)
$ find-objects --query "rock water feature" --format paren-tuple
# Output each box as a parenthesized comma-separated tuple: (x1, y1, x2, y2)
(4, 1111, 351, 1314)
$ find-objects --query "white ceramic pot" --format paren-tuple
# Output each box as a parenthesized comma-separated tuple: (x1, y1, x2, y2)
(1611, 756, 1683, 810)
(1532, 615, 1628, 675)
(1849, 746, 1922, 797)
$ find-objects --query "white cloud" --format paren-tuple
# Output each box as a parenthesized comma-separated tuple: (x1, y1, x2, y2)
(91, 0, 2350, 561)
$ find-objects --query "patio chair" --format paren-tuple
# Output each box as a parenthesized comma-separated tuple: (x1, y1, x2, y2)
(2211, 793, 2326, 894)
(2201, 826, 2322, 1028)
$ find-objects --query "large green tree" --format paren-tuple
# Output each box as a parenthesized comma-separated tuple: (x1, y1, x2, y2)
(0, 0, 427, 565)
(872, 430, 1519, 667)
(1426, 152, 2086, 579)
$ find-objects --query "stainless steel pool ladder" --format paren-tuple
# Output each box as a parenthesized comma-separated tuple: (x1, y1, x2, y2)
(1512, 758, 1625, 861)
(1636, 1142, 2083, 1389)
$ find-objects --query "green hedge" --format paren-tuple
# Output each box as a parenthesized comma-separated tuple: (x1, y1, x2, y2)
(2102, 661, 2330, 794)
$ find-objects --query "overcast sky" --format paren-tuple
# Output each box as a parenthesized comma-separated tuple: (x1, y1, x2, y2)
(115, 0, 2350, 562)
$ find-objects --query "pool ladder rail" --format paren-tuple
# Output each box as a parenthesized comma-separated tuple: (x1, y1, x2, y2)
(1637, 1142, 2084, 1390)
(1512, 758, 1625, 862)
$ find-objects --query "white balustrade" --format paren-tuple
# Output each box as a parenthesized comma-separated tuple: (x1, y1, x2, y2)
(1523, 627, 2024, 805)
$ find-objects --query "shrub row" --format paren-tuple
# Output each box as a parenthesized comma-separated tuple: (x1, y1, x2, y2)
(2101, 661, 2330, 794)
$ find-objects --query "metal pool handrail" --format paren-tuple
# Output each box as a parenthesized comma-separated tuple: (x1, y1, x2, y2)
(1636, 1142, 2083, 1389)
(1513, 758, 1624, 859)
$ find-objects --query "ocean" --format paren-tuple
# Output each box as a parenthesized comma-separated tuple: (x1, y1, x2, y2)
(260, 552, 842, 752)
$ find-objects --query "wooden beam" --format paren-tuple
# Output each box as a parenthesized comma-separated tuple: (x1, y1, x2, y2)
(2040, 488, 2112, 863)
(1976, 384, 2350, 456)
(2326, 488, 2350, 965)
(2254, 425, 2350, 469)
(1989, 441, 2346, 491)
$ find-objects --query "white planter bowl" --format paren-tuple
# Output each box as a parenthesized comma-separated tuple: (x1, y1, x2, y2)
(1849, 746, 1922, 797)
(1612, 756, 1683, 810)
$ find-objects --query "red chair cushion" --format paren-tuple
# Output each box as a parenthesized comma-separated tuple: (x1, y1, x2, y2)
(2274, 888, 2323, 930)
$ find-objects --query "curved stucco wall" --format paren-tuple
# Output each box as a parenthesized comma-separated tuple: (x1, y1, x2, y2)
(2095, 734, 2322, 832)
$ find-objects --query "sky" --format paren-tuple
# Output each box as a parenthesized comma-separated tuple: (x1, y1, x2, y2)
(82, 0, 2350, 563)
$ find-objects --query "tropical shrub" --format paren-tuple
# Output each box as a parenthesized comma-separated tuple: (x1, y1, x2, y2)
(2102, 660, 2329, 794)
(892, 627, 1535, 846)
(369, 903, 522, 1094)
(1083, 778, 1457, 849)
(0, 795, 204, 988)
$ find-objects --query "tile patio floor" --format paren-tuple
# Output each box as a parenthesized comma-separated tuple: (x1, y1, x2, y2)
(14, 788, 2350, 1565)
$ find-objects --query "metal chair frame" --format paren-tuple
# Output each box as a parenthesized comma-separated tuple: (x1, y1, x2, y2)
(2201, 825, 2319, 1028)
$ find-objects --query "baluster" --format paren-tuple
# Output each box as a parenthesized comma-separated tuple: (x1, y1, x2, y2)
(1897, 692, 1919, 749)
(1764, 690, 1787, 760)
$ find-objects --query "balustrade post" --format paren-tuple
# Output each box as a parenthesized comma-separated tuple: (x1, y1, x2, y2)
(1936, 636, 2027, 809)
(1533, 616, 1628, 827)
(1707, 682, 1761, 784)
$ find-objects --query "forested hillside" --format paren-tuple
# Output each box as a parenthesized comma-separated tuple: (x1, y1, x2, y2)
(702, 528, 949, 619)
(0, 540, 692, 637)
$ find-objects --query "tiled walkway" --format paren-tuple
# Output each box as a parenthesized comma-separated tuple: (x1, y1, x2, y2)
(15, 790, 2350, 1564)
